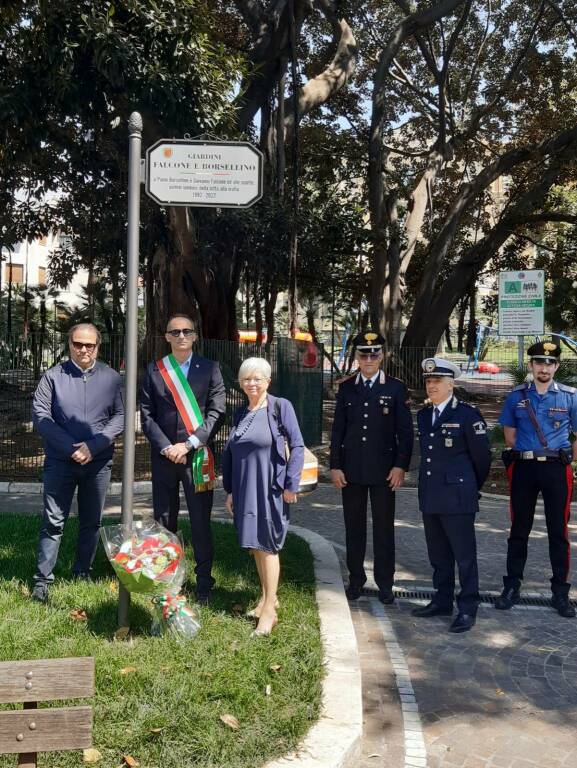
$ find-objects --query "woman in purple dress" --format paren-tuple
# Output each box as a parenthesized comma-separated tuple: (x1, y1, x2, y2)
(222, 357, 305, 637)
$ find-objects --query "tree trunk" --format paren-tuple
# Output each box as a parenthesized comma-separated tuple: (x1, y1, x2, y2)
(253, 275, 264, 343)
(306, 305, 318, 342)
(465, 284, 476, 357)
(444, 324, 453, 352)
(264, 280, 279, 346)
(457, 298, 467, 353)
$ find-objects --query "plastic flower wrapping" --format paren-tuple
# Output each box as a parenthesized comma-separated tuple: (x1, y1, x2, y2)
(101, 520, 200, 639)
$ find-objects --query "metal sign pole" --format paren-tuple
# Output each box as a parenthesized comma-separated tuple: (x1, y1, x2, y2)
(118, 111, 142, 630)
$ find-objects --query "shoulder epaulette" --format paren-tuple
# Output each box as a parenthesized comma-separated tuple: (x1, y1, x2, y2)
(334, 373, 356, 393)
(558, 382, 577, 394)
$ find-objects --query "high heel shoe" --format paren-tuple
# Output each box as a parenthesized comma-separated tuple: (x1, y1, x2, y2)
(250, 616, 278, 638)
(245, 599, 279, 619)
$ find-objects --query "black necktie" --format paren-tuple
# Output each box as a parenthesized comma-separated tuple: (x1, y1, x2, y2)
(364, 379, 372, 391)
(433, 407, 440, 425)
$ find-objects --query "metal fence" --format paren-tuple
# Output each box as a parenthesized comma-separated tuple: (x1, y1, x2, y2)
(0, 334, 323, 482)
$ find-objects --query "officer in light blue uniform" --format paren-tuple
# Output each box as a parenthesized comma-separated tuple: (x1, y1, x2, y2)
(413, 357, 491, 633)
(496, 340, 577, 618)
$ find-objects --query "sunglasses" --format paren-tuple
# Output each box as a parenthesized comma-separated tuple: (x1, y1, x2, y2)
(357, 352, 381, 360)
(71, 341, 97, 352)
(167, 328, 195, 338)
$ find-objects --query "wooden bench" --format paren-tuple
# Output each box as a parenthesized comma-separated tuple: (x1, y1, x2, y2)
(0, 657, 94, 767)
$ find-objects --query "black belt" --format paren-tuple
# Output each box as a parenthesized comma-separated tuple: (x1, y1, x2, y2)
(511, 449, 562, 461)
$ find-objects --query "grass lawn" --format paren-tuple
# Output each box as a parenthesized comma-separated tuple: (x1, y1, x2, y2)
(0, 515, 323, 768)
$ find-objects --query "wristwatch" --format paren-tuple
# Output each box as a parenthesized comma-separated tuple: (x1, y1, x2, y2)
(185, 436, 195, 451)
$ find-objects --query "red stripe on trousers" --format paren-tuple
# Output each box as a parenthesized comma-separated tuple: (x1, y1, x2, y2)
(506, 461, 516, 523)
(563, 464, 573, 579)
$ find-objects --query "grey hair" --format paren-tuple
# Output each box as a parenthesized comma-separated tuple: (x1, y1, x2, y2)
(68, 322, 101, 345)
(238, 357, 271, 384)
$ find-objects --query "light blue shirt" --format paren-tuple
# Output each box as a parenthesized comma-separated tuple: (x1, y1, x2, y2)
(179, 355, 191, 380)
(499, 380, 577, 451)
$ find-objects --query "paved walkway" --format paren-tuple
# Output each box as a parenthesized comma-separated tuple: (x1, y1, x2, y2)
(2, 484, 577, 767)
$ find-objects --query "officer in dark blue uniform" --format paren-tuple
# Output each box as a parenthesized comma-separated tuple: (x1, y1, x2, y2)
(413, 357, 491, 633)
(496, 340, 577, 618)
(330, 331, 413, 604)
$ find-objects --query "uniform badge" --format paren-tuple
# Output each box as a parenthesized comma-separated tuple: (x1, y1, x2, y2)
(554, 421, 561, 429)
(424, 359, 436, 373)
(383, 407, 389, 415)
(473, 421, 486, 435)
(445, 438, 453, 447)
(543, 342, 556, 352)
(364, 332, 378, 343)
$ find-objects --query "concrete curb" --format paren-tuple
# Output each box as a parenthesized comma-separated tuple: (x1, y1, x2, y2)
(264, 525, 362, 768)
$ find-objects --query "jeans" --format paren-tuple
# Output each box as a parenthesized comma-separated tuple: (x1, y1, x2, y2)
(34, 456, 112, 585)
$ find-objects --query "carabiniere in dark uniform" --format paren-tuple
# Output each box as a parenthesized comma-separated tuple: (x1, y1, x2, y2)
(496, 340, 577, 618)
(413, 357, 491, 633)
(330, 331, 413, 603)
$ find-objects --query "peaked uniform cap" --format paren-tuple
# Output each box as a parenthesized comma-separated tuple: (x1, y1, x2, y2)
(527, 340, 561, 362)
(421, 357, 461, 379)
(353, 330, 385, 353)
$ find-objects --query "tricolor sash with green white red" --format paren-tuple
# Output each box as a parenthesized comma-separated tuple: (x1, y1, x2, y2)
(157, 354, 215, 492)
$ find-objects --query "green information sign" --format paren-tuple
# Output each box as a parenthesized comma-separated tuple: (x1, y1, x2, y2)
(498, 270, 544, 336)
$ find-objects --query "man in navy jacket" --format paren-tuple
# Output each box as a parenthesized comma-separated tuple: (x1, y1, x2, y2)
(140, 314, 226, 604)
(413, 357, 491, 633)
(31, 323, 124, 601)
(330, 331, 414, 604)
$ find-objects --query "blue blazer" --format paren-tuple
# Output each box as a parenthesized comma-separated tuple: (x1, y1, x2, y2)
(417, 397, 491, 515)
(222, 394, 305, 494)
(140, 355, 226, 454)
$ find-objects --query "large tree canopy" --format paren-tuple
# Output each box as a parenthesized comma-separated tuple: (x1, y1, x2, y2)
(2, 0, 577, 350)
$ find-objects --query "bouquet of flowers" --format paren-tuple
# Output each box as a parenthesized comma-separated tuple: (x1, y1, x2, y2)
(101, 520, 200, 639)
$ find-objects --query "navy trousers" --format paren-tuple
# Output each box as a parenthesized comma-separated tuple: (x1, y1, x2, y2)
(342, 483, 395, 593)
(35, 456, 112, 585)
(422, 513, 480, 614)
(151, 454, 215, 595)
(504, 460, 573, 598)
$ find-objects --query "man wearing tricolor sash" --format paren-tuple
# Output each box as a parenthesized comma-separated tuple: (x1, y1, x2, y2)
(140, 314, 226, 605)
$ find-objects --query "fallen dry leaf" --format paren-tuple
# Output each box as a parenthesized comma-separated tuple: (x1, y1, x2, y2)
(149, 728, 163, 735)
(367, 754, 382, 759)
(109, 581, 118, 593)
(269, 664, 282, 673)
(114, 627, 130, 641)
(495, 688, 505, 696)
(120, 667, 137, 676)
(231, 604, 244, 614)
(123, 756, 139, 768)
(265, 684, 272, 696)
(83, 748, 102, 763)
(70, 609, 88, 621)
(159, 665, 171, 672)
(219, 713, 240, 730)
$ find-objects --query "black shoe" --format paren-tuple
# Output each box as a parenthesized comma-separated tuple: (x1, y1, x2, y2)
(378, 590, 395, 605)
(412, 602, 453, 618)
(71, 572, 92, 582)
(494, 587, 520, 610)
(551, 596, 576, 618)
(195, 592, 211, 606)
(449, 613, 476, 633)
(31, 583, 49, 603)
(345, 584, 363, 601)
